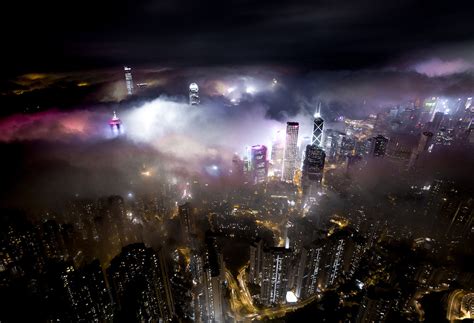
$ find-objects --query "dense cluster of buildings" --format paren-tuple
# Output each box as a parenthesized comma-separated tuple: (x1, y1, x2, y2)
(1, 95, 474, 322)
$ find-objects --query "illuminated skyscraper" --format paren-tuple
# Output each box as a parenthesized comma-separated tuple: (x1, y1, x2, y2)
(54, 261, 114, 322)
(107, 244, 175, 322)
(301, 145, 326, 200)
(312, 103, 324, 147)
(189, 83, 200, 105)
(295, 242, 323, 299)
(194, 234, 225, 323)
(124, 66, 134, 96)
(324, 233, 346, 288)
(251, 145, 268, 184)
(260, 247, 292, 306)
(370, 135, 389, 157)
(282, 122, 299, 182)
(271, 130, 285, 178)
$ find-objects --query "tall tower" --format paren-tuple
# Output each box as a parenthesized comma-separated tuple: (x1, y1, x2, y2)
(271, 130, 285, 178)
(189, 83, 200, 105)
(260, 247, 292, 306)
(312, 102, 324, 147)
(301, 145, 326, 200)
(282, 122, 299, 182)
(107, 244, 175, 322)
(251, 145, 268, 184)
(124, 66, 134, 96)
(295, 241, 324, 299)
(109, 111, 122, 133)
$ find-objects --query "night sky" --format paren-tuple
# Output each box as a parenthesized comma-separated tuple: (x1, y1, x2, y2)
(1, 0, 474, 116)
(3, 0, 474, 74)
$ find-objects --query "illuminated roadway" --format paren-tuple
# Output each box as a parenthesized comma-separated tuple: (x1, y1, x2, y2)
(226, 264, 322, 321)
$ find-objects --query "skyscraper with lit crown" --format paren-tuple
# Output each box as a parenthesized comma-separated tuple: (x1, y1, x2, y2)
(312, 102, 324, 147)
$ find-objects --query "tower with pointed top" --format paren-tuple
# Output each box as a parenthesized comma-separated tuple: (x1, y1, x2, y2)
(312, 102, 324, 147)
(109, 111, 122, 132)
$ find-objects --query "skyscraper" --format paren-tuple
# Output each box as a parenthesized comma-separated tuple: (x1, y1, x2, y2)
(323, 130, 345, 162)
(298, 136, 311, 166)
(295, 242, 324, 299)
(124, 67, 134, 96)
(301, 145, 326, 200)
(178, 202, 195, 243)
(251, 145, 268, 184)
(189, 83, 200, 105)
(408, 131, 433, 170)
(370, 135, 389, 157)
(282, 122, 299, 182)
(194, 234, 226, 323)
(107, 244, 175, 322)
(249, 239, 264, 285)
(79, 260, 114, 321)
(312, 103, 324, 147)
(260, 247, 292, 306)
(271, 130, 285, 178)
(324, 234, 346, 288)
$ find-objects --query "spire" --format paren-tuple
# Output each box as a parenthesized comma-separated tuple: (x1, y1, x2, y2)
(314, 101, 322, 118)
(311, 102, 324, 147)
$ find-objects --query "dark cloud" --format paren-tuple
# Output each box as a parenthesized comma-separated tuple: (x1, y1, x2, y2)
(3, 0, 474, 77)
(2, 64, 474, 120)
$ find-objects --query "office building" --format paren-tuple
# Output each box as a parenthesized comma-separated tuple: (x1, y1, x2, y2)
(282, 122, 299, 182)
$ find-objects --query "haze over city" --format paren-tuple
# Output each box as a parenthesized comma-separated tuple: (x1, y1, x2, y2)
(1, 1, 474, 322)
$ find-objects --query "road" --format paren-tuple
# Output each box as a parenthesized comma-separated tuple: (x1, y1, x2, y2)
(226, 265, 322, 321)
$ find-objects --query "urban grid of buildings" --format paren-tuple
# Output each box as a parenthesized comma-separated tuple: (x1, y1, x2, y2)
(1, 77, 474, 322)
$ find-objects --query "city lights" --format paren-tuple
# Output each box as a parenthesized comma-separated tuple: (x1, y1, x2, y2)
(1, 2, 473, 322)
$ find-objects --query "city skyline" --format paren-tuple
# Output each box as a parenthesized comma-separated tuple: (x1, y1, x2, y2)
(1, 1, 474, 322)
